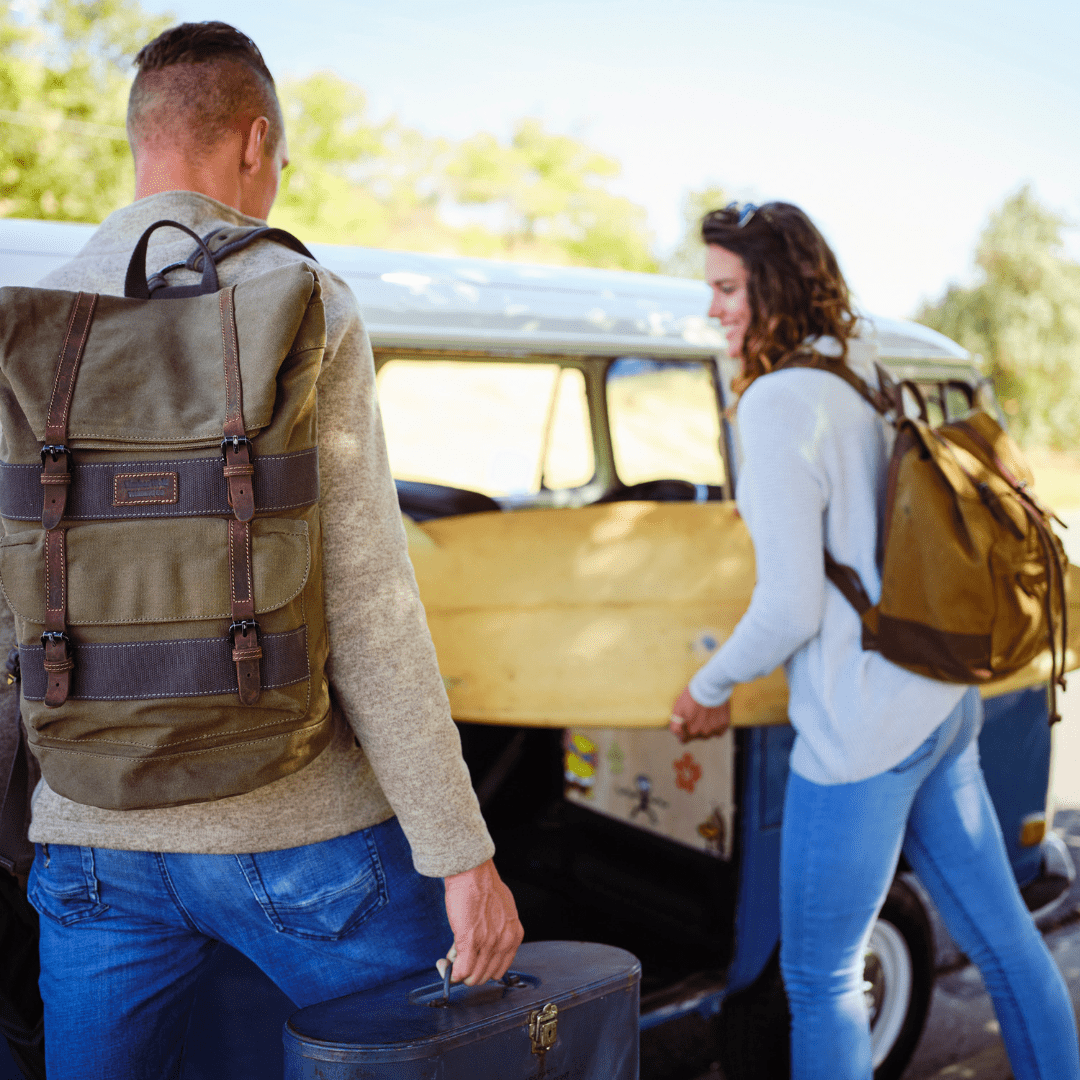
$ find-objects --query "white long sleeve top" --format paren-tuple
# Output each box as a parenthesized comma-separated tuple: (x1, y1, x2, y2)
(688, 339, 966, 785)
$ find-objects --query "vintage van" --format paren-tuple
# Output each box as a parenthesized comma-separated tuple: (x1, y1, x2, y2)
(0, 217, 1076, 1080)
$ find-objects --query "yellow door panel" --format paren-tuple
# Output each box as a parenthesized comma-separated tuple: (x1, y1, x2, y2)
(406, 501, 785, 728)
(403, 503, 1080, 727)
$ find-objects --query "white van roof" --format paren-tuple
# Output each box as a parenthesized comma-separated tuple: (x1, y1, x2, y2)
(0, 217, 970, 367)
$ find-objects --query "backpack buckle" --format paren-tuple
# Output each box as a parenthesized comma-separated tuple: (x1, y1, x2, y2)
(221, 436, 253, 461)
(229, 620, 259, 644)
(40, 629, 71, 657)
(40, 444, 71, 466)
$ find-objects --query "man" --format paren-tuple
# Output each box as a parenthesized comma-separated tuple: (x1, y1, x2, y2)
(26, 22, 522, 1079)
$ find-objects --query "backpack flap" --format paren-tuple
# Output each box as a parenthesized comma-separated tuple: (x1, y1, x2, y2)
(0, 264, 319, 455)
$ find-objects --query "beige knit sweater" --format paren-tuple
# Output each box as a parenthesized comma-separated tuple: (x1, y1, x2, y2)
(24, 192, 495, 878)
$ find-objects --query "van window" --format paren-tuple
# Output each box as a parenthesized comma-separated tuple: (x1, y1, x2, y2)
(377, 358, 593, 496)
(606, 359, 726, 487)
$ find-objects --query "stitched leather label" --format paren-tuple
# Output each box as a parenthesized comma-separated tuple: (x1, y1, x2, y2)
(113, 472, 179, 506)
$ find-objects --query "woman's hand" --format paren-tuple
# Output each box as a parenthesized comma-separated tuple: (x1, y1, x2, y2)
(669, 687, 732, 743)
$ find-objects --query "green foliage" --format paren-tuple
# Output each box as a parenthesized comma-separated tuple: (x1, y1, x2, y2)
(444, 119, 656, 270)
(2, 6, 659, 272)
(271, 71, 461, 252)
(918, 186, 1080, 449)
(0, 0, 171, 221)
(661, 184, 729, 279)
(275, 101, 657, 270)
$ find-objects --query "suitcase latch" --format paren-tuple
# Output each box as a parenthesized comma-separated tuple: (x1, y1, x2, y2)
(528, 1002, 558, 1054)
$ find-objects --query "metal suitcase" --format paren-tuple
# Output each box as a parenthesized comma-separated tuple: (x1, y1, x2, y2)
(283, 940, 640, 1079)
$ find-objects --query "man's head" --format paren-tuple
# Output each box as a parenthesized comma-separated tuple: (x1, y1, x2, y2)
(128, 22, 288, 219)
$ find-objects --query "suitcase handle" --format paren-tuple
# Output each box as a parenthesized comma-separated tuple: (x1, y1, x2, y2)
(410, 969, 537, 1009)
(439, 959, 528, 1001)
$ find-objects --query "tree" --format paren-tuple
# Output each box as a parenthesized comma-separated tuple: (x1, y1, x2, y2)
(918, 186, 1080, 448)
(2, 6, 662, 274)
(661, 184, 729, 279)
(445, 119, 656, 271)
(0, 0, 171, 221)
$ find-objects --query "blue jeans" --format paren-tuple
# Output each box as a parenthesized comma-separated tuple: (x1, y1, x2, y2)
(28, 817, 452, 1080)
(781, 688, 1080, 1080)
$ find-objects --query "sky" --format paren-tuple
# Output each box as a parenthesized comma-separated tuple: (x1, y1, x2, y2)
(136, 0, 1080, 320)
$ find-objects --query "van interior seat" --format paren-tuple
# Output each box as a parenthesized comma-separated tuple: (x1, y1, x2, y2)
(595, 479, 725, 503)
(395, 479, 503, 521)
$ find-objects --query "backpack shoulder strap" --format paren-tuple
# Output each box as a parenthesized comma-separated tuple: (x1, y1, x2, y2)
(197, 226, 318, 267)
(775, 349, 894, 417)
(773, 351, 889, 621)
(143, 225, 318, 298)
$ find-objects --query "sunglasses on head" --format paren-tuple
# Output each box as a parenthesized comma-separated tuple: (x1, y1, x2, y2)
(724, 201, 759, 227)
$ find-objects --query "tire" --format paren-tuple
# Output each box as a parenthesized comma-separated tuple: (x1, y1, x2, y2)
(715, 879, 935, 1080)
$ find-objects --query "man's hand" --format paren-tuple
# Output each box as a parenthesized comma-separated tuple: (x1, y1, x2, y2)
(669, 687, 732, 744)
(440, 858, 523, 986)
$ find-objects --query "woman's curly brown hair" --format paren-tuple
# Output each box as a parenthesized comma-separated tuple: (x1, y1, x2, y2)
(701, 202, 858, 396)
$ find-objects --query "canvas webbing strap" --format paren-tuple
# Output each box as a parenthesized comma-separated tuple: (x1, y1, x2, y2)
(42, 529, 71, 709)
(18, 626, 308, 702)
(0, 449, 319, 521)
(40, 292, 97, 707)
(219, 287, 262, 704)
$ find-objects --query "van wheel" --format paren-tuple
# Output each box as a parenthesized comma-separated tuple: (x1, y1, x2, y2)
(714, 879, 934, 1080)
(866, 879, 935, 1080)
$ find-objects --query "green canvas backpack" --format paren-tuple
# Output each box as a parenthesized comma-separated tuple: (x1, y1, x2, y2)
(776, 351, 1069, 719)
(0, 221, 334, 809)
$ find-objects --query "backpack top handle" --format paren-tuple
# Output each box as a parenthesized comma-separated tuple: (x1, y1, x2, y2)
(124, 220, 219, 300)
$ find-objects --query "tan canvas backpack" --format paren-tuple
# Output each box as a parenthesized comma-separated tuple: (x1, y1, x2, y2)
(0, 221, 333, 809)
(778, 352, 1069, 719)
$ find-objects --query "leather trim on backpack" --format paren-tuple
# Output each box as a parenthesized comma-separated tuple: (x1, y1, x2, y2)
(40, 292, 98, 707)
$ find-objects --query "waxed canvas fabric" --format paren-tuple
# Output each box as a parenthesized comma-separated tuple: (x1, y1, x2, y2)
(0, 261, 334, 810)
(868, 408, 1067, 684)
(777, 353, 1067, 689)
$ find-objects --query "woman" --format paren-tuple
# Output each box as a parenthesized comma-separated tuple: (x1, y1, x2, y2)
(670, 201, 1080, 1080)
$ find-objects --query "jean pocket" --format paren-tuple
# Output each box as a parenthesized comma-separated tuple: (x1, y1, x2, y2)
(237, 829, 388, 941)
(27, 845, 109, 926)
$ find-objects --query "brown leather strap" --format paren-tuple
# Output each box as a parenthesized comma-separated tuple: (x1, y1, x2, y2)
(953, 418, 1066, 528)
(774, 349, 895, 417)
(219, 287, 255, 523)
(43, 528, 73, 707)
(38, 293, 95, 708)
(218, 286, 261, 703)
(41, 292, 97, 530)
(228, 517, 262, 704)
(823, 549, 873, 615)
(1022, 503, 1069, 724)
